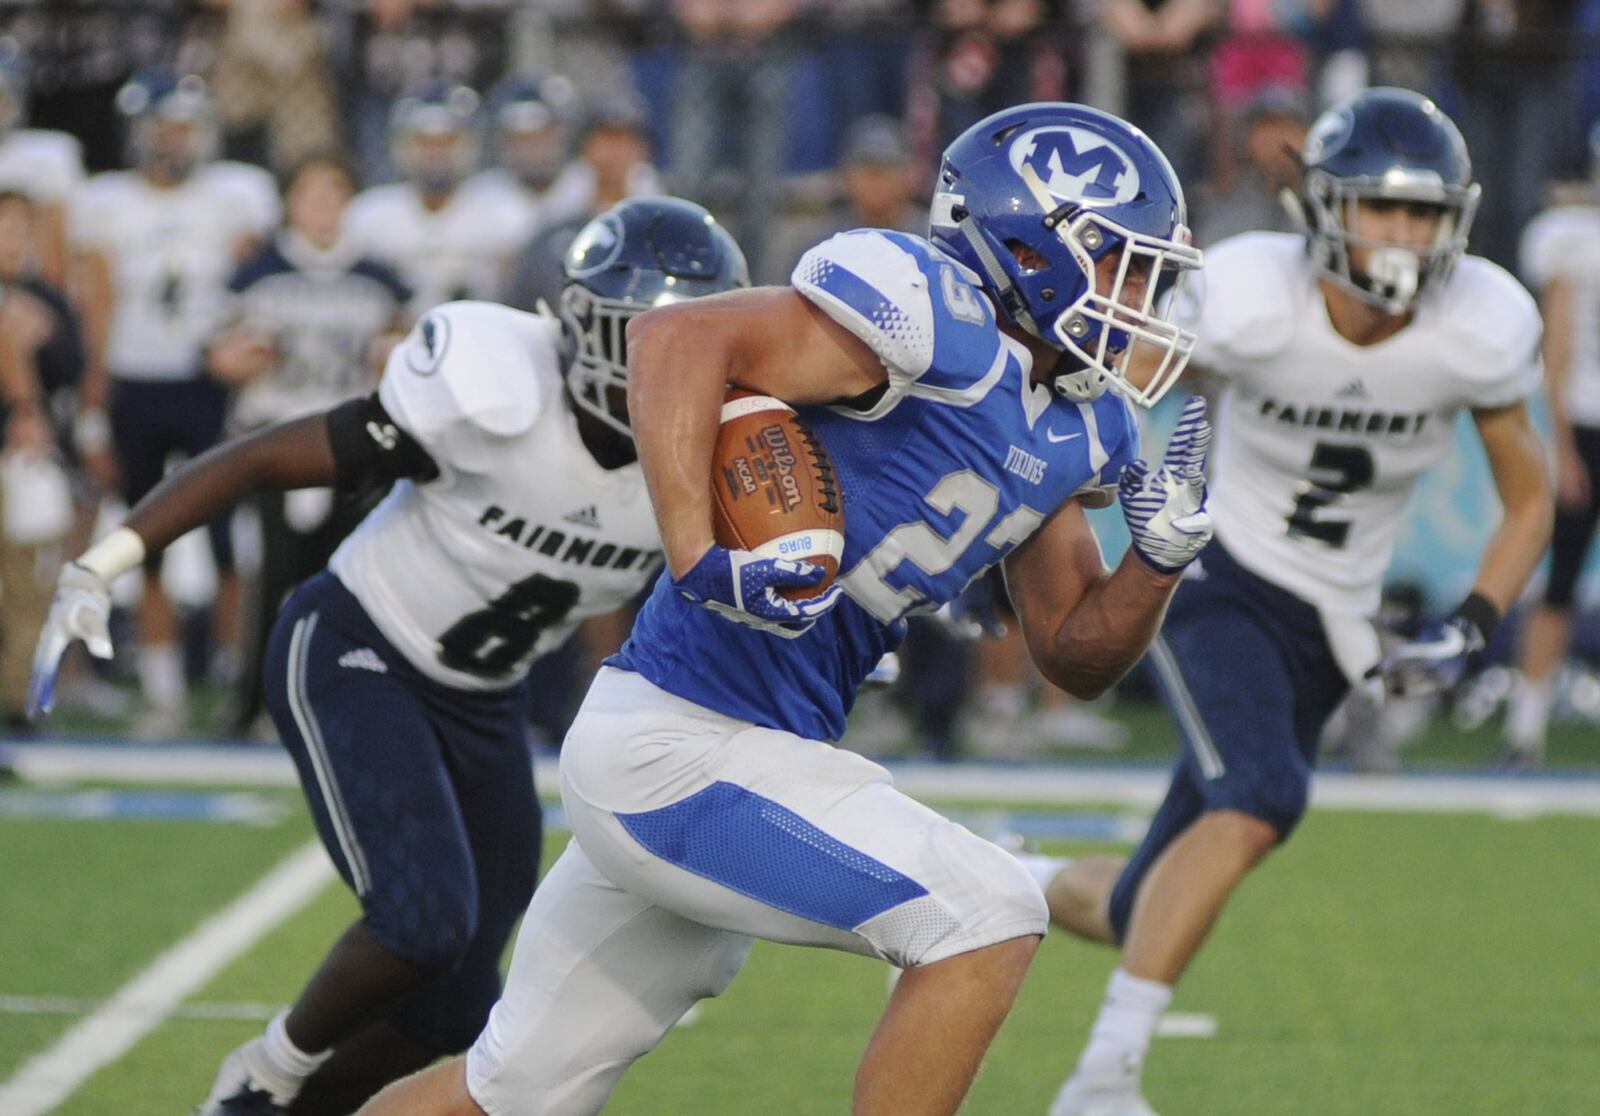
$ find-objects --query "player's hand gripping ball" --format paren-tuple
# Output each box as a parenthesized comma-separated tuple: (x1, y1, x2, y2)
(673, 390, 846, 635)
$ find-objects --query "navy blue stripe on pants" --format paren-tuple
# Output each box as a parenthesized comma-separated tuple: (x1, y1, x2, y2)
(264, 570, 542, 1052)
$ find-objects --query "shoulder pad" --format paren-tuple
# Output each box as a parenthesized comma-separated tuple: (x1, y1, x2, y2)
(1183, 232, 1304, 370)
(793, 229, 1003, 395)
(1430, 256, 1543, 408)
(200, 162, 281, 232)
(1, 130, 84, 198)
(1520, 206, 1600, 287)
(379, 302, 561, 447)
(67, 171, 136, 246)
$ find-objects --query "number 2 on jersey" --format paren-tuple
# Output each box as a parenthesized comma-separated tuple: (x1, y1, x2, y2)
(1286, 441, 1374, 548)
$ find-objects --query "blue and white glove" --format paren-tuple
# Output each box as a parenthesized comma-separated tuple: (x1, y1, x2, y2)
(27, 562, 115, 718)
(1367, 594, 1498, 698)
(1120, 396, 1214, 574)
(673, 544, 843, 636)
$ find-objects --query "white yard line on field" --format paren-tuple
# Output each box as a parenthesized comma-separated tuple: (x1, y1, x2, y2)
(0, 995, 280, 1022)
(0, 840, 334, 1116)
(1155, 1012, 1218, 1039)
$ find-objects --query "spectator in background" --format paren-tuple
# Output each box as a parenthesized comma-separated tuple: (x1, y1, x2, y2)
(208, 153, 410, 737)
(1454, 0, 1581, 269)
(909, 0, 1066, 152)
(760, 113, 924, 284)
(502, 92, 663, 312)
(71, 69, 280, 736)
(667, 0, 809, 275)
(825, 0, 916, 148)
(0, 41, 85, 284)
(344, 83, 531, 316)
(209, 0, 340, 174)
(1194, 85, 1308, 246)
(0, 190, 76, 729)
(1102, 0, 1223, 185)
(1505, 131, 1600, 766)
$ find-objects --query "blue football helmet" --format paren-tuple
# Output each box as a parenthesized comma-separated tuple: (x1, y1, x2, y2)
(489, 75, 576, 191)
(929, 102, 1201, 407)
(561, 197, 749, 437)
(116, 68, 215, 180)
(1296, 87, 1479, 315)
(390, 81, 481, 195)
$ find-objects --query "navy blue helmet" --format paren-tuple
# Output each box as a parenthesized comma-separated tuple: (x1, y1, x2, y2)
(116, 68, 215, 179)
(488, 75, 575, 190)
(929, 102, 1202, 406)
(390, 81, 481, 195)
(1296, 87, 1479, 314)
(560, 197, 749, 436)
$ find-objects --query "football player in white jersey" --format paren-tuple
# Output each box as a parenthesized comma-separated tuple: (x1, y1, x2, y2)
(71, 68, 280, 731)
(0, 41, 85, 284)
(1036, 88, 1554, 1116)
(1503, 124, 1600, 766)
(28, 197, 750, 1116)
(345, 83, 535, 317)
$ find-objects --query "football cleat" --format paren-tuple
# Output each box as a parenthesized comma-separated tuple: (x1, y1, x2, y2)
(1049, 1072, 1162, 1116)
(195, 1039, 291, 1116)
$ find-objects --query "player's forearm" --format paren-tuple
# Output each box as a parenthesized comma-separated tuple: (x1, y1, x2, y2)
(123, 414, 339, 558)
(626, 307, 729, 578)
(1032, 552, 1181, 699)
(1470, 494, 1554, 614)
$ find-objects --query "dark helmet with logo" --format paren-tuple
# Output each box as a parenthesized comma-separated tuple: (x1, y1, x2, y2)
(560, 197, 749, 436)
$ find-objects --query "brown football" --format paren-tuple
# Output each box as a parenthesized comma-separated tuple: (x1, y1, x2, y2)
(711, 389, 844, 600)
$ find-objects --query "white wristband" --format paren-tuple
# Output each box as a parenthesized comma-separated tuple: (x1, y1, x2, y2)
(75, 526, 146, 582)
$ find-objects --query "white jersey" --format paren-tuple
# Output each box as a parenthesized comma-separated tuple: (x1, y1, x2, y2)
(343, 181, 533, 316)
(1180, 232, 1542, 618)
(70, 161, 280, 379)
(1520, 204, 1600, 429)
(0, 129, 85, 203)
(329, 301, 663, 691)
(462, 161, 665, 247)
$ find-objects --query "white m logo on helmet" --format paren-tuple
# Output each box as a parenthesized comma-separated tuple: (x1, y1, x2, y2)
(1009, 126, 1140, 207)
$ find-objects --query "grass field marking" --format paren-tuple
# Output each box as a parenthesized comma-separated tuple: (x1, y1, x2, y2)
(1154, 1012, 1217, 1039)
(0, 995, 280, 1022)
(0, 839, 335, 1116)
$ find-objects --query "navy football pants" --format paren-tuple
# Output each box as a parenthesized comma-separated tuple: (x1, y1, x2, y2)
(264, 571, 541, 1052)
(1108, 543, 1349, 941)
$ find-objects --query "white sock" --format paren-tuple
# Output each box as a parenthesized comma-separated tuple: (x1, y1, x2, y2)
(1016, 853, 1071, 892)
(1074, 968, 1173, 1084)
(1505, 674, 1555, 753)
(248, 1010, 330, 1104)
(137, 644, 185, 710)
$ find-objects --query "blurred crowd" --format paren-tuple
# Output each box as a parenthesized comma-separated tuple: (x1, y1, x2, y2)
(0, 0, 1598, 759)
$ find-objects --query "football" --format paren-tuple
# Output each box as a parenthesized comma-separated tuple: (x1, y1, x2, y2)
(711, 389, 844, 599)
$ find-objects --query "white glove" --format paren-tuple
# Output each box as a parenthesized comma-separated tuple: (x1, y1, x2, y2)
(1120, 396, 1214, 574)
(27, 562, 115, 718)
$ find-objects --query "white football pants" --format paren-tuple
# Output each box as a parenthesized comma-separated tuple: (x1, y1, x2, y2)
(467, 666, 1046, 1116)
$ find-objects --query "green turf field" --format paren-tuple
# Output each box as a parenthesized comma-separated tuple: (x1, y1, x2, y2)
(2, 775, 1597, 1115)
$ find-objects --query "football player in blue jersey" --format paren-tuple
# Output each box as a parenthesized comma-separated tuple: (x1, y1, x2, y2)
(1035, 89, 1553, 1116)
(29, 197, 749, 1116)
(357, 103, 1211, 1116)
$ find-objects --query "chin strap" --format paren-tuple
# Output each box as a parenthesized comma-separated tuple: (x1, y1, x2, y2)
(957, 215, 1040, 338)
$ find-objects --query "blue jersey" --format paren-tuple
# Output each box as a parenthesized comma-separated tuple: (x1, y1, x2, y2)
(612, 230, 1140, 739)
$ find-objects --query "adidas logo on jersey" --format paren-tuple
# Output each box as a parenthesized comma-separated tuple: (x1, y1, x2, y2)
(337, 648, 389, 674)
(563, 505, 601, 529)
(478, 505, 664, 573)
(1335, 378, 1371, 400)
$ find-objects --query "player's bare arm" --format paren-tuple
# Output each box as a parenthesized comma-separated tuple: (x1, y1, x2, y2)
(1469, 399, 1555, 611)
(1002, 498, 1180, 699)
(626, 287, 885, 577)
(1538, 275, 1590, 508)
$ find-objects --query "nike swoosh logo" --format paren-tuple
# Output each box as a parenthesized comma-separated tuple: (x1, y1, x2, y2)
(1046, 428, 1082, 444)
